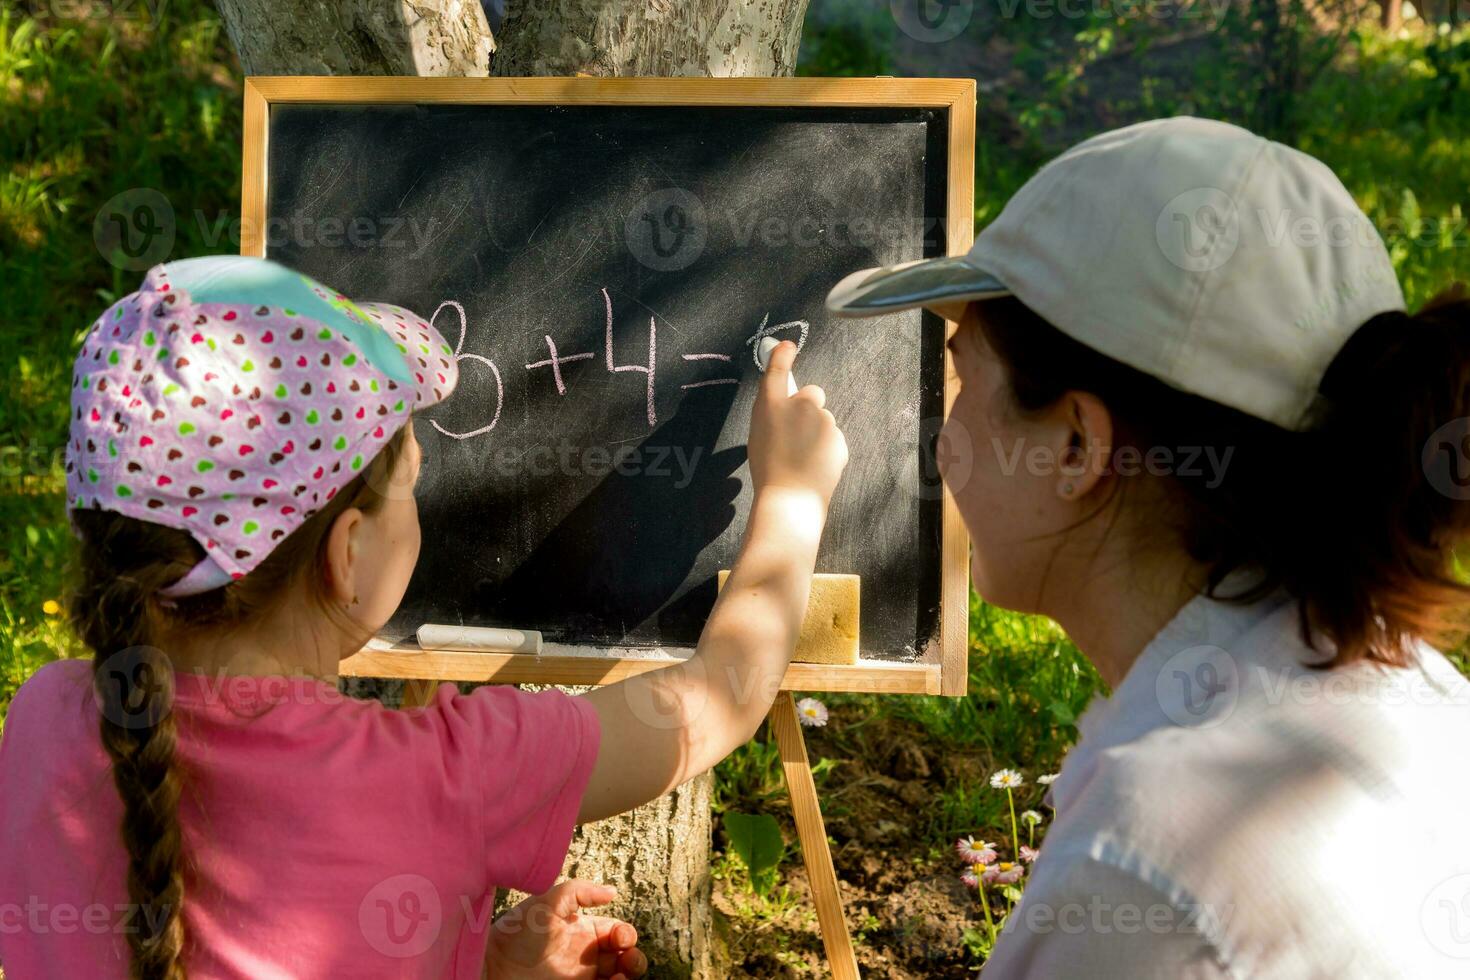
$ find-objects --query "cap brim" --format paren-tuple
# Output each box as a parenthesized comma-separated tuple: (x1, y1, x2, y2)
(826, 256, 1011, 317)
(358, 302, 461, 409)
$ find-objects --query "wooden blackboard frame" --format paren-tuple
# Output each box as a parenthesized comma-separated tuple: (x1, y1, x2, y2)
(241, 76, 976, 698)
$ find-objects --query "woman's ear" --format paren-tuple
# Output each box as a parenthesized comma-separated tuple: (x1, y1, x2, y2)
(1056, 390, 1113, 501)
(323, 507, 365, 605)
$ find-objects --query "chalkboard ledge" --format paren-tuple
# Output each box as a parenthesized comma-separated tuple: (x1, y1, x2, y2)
(339, 638, 941, 695)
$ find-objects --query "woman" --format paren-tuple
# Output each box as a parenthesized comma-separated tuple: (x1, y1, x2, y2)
(828, 117, 1470, 977)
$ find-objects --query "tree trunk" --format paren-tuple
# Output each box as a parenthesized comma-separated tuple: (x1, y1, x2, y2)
(489, 3, 809, 973)
(1380, 0, 1402, 30)
(498, 742, 717, 978)
(213, 0, 495, 76)
(220, 2, 811, 974)
(491, 0, 810, 77)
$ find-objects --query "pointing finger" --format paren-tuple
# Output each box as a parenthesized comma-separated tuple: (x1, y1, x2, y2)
(761, 340, 798, 400)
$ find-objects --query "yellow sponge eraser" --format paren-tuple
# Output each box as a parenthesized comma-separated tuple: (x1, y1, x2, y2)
(716, 570, 860, 665)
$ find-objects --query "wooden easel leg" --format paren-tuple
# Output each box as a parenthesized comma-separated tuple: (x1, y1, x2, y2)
(770, 692, 861, 980)
(401, 678, 440, 709)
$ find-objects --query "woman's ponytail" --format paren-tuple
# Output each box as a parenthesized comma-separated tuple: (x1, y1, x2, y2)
(1303, 283, 1470, 665)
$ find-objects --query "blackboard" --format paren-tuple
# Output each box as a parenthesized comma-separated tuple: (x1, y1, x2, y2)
(246, 78, 973, 678)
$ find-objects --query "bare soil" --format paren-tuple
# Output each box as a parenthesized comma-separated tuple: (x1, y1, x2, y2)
(713, 716, 996, 978)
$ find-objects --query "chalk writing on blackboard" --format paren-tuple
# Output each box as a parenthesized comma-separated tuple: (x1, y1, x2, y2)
(427, 300, 503, 442)
(425, 288, 813, 438)
(745, 313, 810, 368)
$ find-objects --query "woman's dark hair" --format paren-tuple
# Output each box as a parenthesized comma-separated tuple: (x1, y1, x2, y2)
(974, 283, 1470, 669)
(65, 425, 410, 979)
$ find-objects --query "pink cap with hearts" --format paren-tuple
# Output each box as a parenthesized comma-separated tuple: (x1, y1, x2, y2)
(66, 256, 459, 597)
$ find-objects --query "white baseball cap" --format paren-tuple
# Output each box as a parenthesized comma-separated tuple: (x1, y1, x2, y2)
(825, 117, 1406, 432)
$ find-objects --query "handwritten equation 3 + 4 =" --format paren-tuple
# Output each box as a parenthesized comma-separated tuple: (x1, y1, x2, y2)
(426, 287, 810, 440)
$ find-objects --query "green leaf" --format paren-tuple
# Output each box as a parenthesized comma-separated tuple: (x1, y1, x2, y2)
(1046, 700, 1076, 726)
(723, 811, 785, 896)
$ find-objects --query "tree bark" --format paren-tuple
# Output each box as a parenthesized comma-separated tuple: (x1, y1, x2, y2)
(488, 3, 809, 972)
(491, 0, 810, 77)
(212, 0, 494, 76)
(499, 753, 717, 979)
(1380, 0, 1402, 30)
(222, 2, 811, 974)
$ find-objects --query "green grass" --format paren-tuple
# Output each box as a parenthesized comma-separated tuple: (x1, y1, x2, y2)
(4, 4, 1469, 974)
(1303, 28, 1470, 306)
(0, 2, 243, 717)
(4, 0, 1469, 776)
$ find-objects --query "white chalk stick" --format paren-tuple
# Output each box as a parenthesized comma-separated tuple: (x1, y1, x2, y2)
(757, 336, 799, 396)
(416, 623, 543, 654)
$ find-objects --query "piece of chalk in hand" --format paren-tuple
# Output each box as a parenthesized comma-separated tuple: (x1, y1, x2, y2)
(757, 336, 800, 397)
(416, 623, 543, 654)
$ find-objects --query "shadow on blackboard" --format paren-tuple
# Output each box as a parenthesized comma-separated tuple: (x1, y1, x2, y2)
(486, 386, 747, 646)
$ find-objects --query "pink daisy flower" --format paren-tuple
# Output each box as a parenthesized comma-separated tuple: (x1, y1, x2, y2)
(955, 836, 998, 865)
(983, 861, 1026, 886)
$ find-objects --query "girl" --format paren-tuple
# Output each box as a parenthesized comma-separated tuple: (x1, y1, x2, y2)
(828, 116, 1470, 977)
(0, 255, 847, 978)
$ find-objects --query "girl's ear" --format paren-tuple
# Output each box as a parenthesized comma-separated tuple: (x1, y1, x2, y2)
(323, 507, 364, 605)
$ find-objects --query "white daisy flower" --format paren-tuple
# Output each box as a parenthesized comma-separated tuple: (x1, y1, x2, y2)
(795, 697, 828, 727)
(990, 768, 1025, 790)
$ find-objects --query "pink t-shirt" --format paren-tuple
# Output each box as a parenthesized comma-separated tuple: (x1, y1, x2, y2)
(0, 658, 601, 978)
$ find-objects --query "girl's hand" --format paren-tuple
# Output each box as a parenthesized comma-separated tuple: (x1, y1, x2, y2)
(747, 340, 849, 507)
(485, 880, 647, 980)
(575, 340, 847, 825)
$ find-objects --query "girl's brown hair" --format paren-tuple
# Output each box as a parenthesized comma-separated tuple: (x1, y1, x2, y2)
(66, 425, 410, 979)
(975, 284, 1470, 669)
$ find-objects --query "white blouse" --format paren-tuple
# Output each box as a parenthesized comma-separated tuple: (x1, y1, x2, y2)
(982, 580, 1470, 978)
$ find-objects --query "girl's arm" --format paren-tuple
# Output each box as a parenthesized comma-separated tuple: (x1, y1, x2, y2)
(577, 341, 847, 824)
